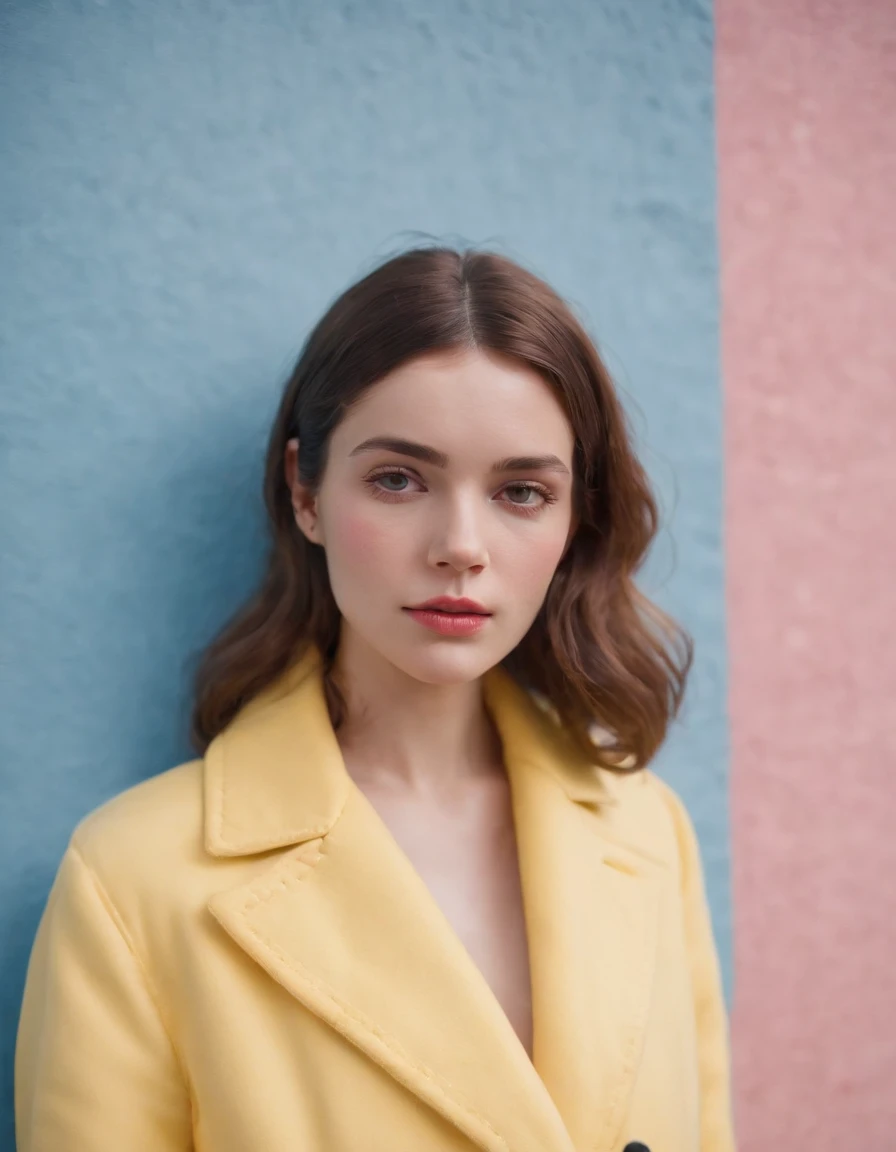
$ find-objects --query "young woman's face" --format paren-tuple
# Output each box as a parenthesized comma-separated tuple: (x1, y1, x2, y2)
(293, 349, 578, 686)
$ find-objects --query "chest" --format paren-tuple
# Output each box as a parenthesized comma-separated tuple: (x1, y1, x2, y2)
(356, 777, 534, 1059)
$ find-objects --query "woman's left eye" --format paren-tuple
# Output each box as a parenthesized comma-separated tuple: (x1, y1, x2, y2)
(504, 483, 546, 506)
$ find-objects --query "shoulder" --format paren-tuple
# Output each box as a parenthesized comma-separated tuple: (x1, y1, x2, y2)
(529, 687, 697, 872)
(590, 765, 699, 880)
(67, 759, 205, 903)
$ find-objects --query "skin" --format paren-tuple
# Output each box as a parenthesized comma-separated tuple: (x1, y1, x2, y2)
(284, 347, 579, 1057)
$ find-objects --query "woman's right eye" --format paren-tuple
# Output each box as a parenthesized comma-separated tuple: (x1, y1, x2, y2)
(377, 472, 411, 491)
(364, 467, 421, 499)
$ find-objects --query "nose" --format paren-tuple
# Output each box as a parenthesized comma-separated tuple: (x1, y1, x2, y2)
(426, 491, 489, 573)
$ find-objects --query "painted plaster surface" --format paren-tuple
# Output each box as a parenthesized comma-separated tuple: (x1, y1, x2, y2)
(718, 1, 896, 1144)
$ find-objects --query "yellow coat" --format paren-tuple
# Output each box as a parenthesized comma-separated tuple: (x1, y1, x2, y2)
(16, 647, 736, 1152)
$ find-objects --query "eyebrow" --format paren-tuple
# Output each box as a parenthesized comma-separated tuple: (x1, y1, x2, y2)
(348, 436, 571, 476)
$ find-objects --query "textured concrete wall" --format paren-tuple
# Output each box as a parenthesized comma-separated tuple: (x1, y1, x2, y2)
(718, 1, 896, 1146)
(0, 2, 728, 1145)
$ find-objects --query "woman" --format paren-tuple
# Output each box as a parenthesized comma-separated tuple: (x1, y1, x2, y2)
(15, 246, 736, 1151)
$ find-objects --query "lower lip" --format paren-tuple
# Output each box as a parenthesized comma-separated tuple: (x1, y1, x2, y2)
(404, 608, 491, 636)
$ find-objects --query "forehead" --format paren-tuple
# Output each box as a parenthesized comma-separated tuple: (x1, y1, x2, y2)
(334, 350, 575, 462)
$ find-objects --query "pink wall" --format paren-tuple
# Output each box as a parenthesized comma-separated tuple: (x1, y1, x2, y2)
(717, 1, 896, 1145)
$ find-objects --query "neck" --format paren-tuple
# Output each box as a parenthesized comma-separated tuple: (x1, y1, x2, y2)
(329, 633, 505, 799)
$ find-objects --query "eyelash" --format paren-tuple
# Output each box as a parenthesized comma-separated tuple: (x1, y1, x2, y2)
(363, 467, 558, 518)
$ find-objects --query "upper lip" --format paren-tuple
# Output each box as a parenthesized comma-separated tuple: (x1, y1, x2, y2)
(407, 596, 492, 615)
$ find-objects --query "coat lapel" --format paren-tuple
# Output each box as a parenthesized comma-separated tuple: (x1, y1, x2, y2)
(482, 670, 666, 1152)
(205, 646, 665, 1152)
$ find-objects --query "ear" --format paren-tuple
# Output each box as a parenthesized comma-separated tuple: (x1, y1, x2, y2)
(285, 438, 324, 545)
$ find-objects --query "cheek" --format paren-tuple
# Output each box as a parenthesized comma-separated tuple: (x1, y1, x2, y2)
(528, 536, 568, 580)
(328, 507, 397, 568)
(502, 529, 569, 594)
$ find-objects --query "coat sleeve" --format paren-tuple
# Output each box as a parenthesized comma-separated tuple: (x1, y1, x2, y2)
(654, 777, 738, 1151)
(15, 839, 193, 1151)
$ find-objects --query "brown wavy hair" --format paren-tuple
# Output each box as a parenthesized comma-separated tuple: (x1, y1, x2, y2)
(190, 245, 692, 772)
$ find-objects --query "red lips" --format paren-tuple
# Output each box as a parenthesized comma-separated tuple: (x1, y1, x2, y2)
(408, 596, 491, 615)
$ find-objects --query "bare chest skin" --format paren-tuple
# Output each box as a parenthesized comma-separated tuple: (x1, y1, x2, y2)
(354, 772, 534, 1060)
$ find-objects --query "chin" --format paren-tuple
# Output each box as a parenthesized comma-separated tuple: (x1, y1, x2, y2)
(390, 644, 497, 687)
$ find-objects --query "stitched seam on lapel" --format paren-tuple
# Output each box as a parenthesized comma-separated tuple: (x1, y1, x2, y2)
(234, 912, 509, 1151)
(241, 839, 328, 907)
(594, 875, 663, 1150)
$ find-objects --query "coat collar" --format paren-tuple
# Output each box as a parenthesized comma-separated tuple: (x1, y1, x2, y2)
(204, 643, 624, 859)
(203, 645, 348, 857)
(205, 644, 668, 1152)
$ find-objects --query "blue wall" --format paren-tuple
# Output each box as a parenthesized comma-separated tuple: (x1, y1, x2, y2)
(0, 2, 725, 1142)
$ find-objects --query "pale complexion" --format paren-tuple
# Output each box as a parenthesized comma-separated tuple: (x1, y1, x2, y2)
(285, 347, 578, 1058)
